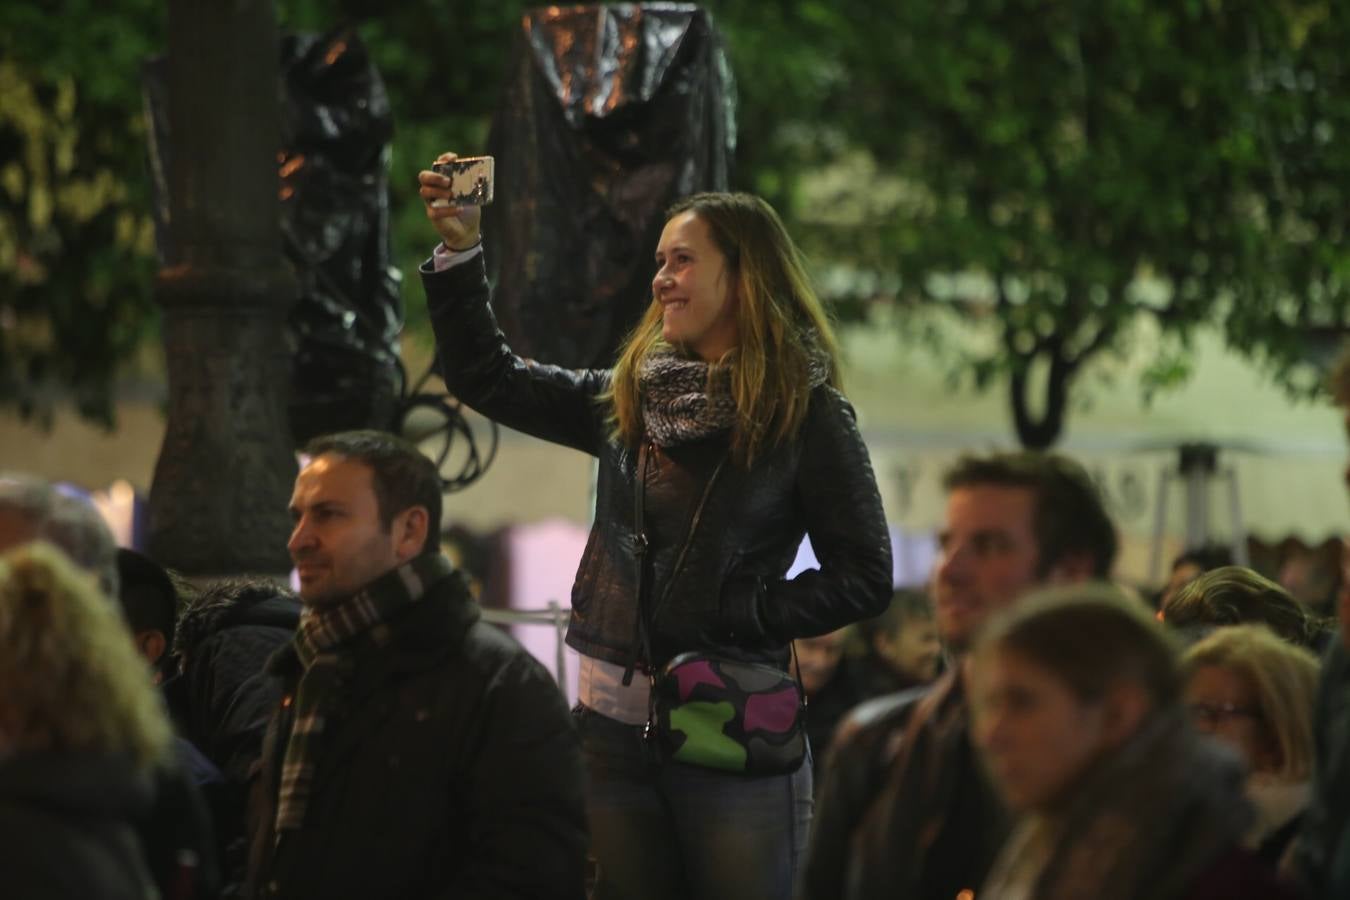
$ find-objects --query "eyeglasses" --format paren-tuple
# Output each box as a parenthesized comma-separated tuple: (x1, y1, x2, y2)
(1187, 701, 1262, 727)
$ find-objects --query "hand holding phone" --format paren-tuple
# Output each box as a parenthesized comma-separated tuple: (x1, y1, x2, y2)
(431, 156, 494, 207)
(419, 152, 488, 250)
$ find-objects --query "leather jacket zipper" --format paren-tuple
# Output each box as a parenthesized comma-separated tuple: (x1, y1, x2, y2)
(647, 448, 730, 630)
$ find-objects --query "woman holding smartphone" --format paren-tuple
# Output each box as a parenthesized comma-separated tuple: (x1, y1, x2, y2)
(418, 153, 892, 900)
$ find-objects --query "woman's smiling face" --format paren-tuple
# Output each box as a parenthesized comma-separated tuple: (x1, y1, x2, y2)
(651, 210, 738, 362)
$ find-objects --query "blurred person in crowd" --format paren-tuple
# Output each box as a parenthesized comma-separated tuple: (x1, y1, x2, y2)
(1162, 565, 1333, 651)
(855, 586, 941, 695)
(973, 585, 1295, 900)
(116, 547, 224, 792)
(164, 576, 300, 896)
(0, 472, 218, 899)
(117, 547, 181, 684)
(440, 522, 493, 600)
(0, 542, 182, 899)
(1184, 625, 1320, 867)
(1159, 544, 1233, 610)
(166, 577, 300, 787)
(0, 471, 119, 596)
(1291, 344, 1350, 897)
(1277, 544, 1339, 616)
(800, 451, 1117, 900)
(246, 430, 587, 900)
(796, 627, 866, 787)
(422, 160, 891, 900)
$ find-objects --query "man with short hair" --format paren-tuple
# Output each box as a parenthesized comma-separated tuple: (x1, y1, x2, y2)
(799, 451, 1117, 900)
(0, 472, 119, 597)
(246, 430, 587, 900)
(116, 547, 180, 683)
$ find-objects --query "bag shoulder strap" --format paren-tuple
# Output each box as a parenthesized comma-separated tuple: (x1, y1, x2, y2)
(622, 441, 652, 686)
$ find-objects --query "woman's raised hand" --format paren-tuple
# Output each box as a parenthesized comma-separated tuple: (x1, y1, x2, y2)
(418, 151, 483, 251)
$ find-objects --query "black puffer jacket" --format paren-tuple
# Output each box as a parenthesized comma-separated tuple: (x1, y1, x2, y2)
(164, 589, 300, 897)
(165, 591, 301, 784)
(424, 253, 892, 669)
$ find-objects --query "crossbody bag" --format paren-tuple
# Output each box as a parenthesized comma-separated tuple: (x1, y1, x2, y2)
(628, 440, 808, 776)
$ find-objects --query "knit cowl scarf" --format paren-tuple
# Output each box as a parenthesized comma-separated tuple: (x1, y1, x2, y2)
(636, 341, 831, 448)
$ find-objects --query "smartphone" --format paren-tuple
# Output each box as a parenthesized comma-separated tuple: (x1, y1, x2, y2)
(431, 156, 495, 207)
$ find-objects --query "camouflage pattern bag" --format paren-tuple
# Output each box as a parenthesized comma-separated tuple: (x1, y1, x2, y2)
(648, 652, 806, 775)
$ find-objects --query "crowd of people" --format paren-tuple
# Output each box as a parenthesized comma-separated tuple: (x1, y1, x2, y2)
(1, 168, 1348, 900)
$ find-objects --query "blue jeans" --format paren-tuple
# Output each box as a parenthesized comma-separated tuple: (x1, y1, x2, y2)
(574, 704, 813, 900)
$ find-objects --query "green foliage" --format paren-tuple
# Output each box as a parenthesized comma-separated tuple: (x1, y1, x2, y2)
(0, 0, 164, 426)
(7, 0, 1350, 449)
(709, 0, 1350, 446)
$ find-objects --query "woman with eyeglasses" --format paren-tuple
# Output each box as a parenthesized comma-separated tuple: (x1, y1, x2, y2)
(1183, 624, 1321, 868)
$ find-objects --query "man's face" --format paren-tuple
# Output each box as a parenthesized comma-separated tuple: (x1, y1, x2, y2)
(795, 629, 847, 696)
(933, 485, 1043, 653)
(875, 614, 942, 684)
(287, 454, 404, 607)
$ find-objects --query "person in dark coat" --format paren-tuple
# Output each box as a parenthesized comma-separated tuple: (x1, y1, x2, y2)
(163, 578, 301, 896)
(853, 587, 942, 697)
(795, 626, 867, 790)
(0, 542, 176, 900)
(116, 548, 227, 788)
(245, 430, 587, 900)
(117, 547, 181, 684)
(972, 584, 1297, 900)
(800, 452, 1116, 900)
(165, 579, 302, 786)
(1, 472, 219, 900)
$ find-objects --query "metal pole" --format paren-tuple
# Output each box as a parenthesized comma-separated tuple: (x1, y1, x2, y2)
(1150, 468, 1172, 584)
(1225, 467, 1250, 566)
(1184, 464, 1210, 550)
(549, 599, 568, 697)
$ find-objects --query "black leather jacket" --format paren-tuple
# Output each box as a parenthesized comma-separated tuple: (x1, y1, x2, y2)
(423, 252, 892, 670)
(801, 673, 1009, 900)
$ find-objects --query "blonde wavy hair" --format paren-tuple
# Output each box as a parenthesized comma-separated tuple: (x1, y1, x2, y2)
(0, 542, 172, 766)
(604, 192, 842, 468)
(1183, 624, 1320, 780)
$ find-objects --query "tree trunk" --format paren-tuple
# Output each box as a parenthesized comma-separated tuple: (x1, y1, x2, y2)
(1009, 349, 1073, 450)
(147, 0, 298, 576)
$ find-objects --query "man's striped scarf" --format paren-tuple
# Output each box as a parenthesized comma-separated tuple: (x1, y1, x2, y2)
(274, 552, 453, 835)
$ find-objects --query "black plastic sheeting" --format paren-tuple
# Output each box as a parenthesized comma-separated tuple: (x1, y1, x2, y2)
(143, 30, 403, 447)
(279, 30, 403, 445)
(482, 3, 736, 370)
